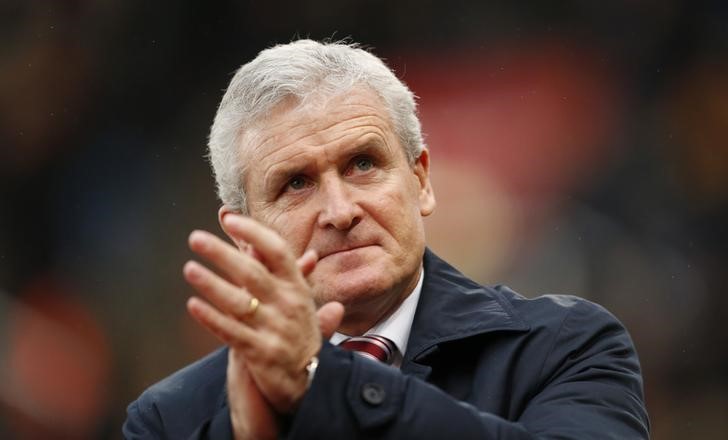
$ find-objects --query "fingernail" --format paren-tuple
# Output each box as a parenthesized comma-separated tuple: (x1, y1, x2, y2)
(183, 261, 200, 280)
(189, 230, 208, 250)
(224, 214, 248, 229)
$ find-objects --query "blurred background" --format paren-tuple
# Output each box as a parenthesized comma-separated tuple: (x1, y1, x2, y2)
(1, 0, 726, 438)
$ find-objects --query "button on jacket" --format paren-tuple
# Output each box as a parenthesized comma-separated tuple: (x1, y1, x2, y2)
(123, 249, 649, 439)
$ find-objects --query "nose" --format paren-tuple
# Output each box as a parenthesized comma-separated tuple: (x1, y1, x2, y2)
(316, 176, 363, 230)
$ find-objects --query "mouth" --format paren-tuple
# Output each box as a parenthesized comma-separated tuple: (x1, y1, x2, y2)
(317, 244, 375, 260)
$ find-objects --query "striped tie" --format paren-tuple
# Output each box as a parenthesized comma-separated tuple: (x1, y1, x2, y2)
(339, 335, 397, 365)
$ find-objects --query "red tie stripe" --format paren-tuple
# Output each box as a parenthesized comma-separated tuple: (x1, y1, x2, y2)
(339, 335, 396, 364)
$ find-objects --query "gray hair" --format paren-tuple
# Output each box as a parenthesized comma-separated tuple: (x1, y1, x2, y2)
(207, 39, 424, 213)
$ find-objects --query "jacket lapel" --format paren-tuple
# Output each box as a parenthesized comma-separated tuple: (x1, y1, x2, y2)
(401, 249, 530, 380)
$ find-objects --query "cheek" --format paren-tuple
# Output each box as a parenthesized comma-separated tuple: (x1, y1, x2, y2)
(262, 210, 316, 257)
(370, 186, 425, 242)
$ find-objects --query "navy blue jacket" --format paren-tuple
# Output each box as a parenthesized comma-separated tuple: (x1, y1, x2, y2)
(124, 250, 649, 439)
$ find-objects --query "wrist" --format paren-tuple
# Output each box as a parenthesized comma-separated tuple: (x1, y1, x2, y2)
(286, 346, 321, 413)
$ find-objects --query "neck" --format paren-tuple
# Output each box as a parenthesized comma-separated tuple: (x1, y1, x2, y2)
(337, 266, 421, 336)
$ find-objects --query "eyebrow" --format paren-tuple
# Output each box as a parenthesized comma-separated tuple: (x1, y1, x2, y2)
(262, 135, 389, 193)
(333, 135, 388, 163)
(261, 150, 317, 195)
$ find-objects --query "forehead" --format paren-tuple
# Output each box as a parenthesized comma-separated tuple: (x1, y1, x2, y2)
(239, 87, 400, 176)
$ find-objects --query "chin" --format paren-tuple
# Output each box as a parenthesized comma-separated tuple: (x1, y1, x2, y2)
(310, 265, 394, 306)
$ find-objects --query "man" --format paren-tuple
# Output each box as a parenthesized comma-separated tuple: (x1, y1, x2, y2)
(124, 39, 649, 439)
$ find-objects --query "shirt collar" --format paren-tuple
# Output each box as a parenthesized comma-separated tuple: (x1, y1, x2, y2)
(330, 267, 424, 362)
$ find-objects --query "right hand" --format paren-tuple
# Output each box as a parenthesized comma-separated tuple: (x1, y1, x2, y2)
(186, 235, 345, 440)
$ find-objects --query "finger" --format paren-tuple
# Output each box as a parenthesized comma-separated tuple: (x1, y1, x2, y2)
(183, 260, 267, 323)
(220, 238, 264, 286)
(296, 249, 318, 277)
(189, 230, 274, 300)
(187, 296, 258, 348)
(234, 240, 264, 263)
(316, 301, 345, 339)
(248, 245, 264, 262)
(221, 215, 298, 279)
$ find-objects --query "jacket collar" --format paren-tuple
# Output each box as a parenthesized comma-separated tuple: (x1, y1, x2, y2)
(401, 249, 529, 378)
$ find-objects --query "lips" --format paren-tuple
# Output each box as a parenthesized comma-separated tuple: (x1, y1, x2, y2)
(315, 243, 376, 260)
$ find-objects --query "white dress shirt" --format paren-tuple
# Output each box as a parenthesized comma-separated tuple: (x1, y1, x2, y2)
(330, 267, 424, 367)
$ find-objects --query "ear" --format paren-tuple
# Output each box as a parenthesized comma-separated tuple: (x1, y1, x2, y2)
(218, 205, 246, 250)
(413, 148, 436, 217)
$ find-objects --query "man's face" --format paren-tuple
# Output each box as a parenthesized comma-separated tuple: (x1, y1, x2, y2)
(238, 87, 435, 317)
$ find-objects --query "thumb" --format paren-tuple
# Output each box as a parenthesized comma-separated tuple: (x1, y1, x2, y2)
(316, 301, 345, 339)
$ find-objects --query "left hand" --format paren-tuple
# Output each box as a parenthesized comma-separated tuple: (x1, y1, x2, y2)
(226, 350, 278, 440)
(183, 214, 343, 412)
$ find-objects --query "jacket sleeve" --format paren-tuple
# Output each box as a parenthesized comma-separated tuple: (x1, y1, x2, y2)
(122, 398, 164, 439)
(286, 300, 649, 439)
(122, 386, 233, 440)
(122, 347, 234, 439)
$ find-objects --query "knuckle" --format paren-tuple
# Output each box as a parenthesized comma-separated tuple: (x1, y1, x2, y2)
(236, 260, 266, 290)
(230, 293, 247, 313)
(268, 240, 289, 261)
(265, 337, 286, 360)
(292, 299, 311, 317)
(277, 293, 295, 309)
(277, 295, 305, 318)
(248, 265, 270, 290)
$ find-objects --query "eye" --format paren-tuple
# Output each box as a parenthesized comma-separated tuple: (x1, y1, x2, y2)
(352, 156, 374, 172)
(286, 175, 309, 191)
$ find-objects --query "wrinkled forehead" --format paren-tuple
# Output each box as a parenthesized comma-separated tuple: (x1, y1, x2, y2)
(237, 86, 397, 174)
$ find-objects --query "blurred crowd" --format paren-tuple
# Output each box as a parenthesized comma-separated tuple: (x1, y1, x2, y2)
(1, 1, 726, 438)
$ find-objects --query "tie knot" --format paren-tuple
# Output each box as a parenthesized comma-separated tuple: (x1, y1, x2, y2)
(339, 335, 396, 365)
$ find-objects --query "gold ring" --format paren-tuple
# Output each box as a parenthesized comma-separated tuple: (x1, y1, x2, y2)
(246, 297, 260, 317)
